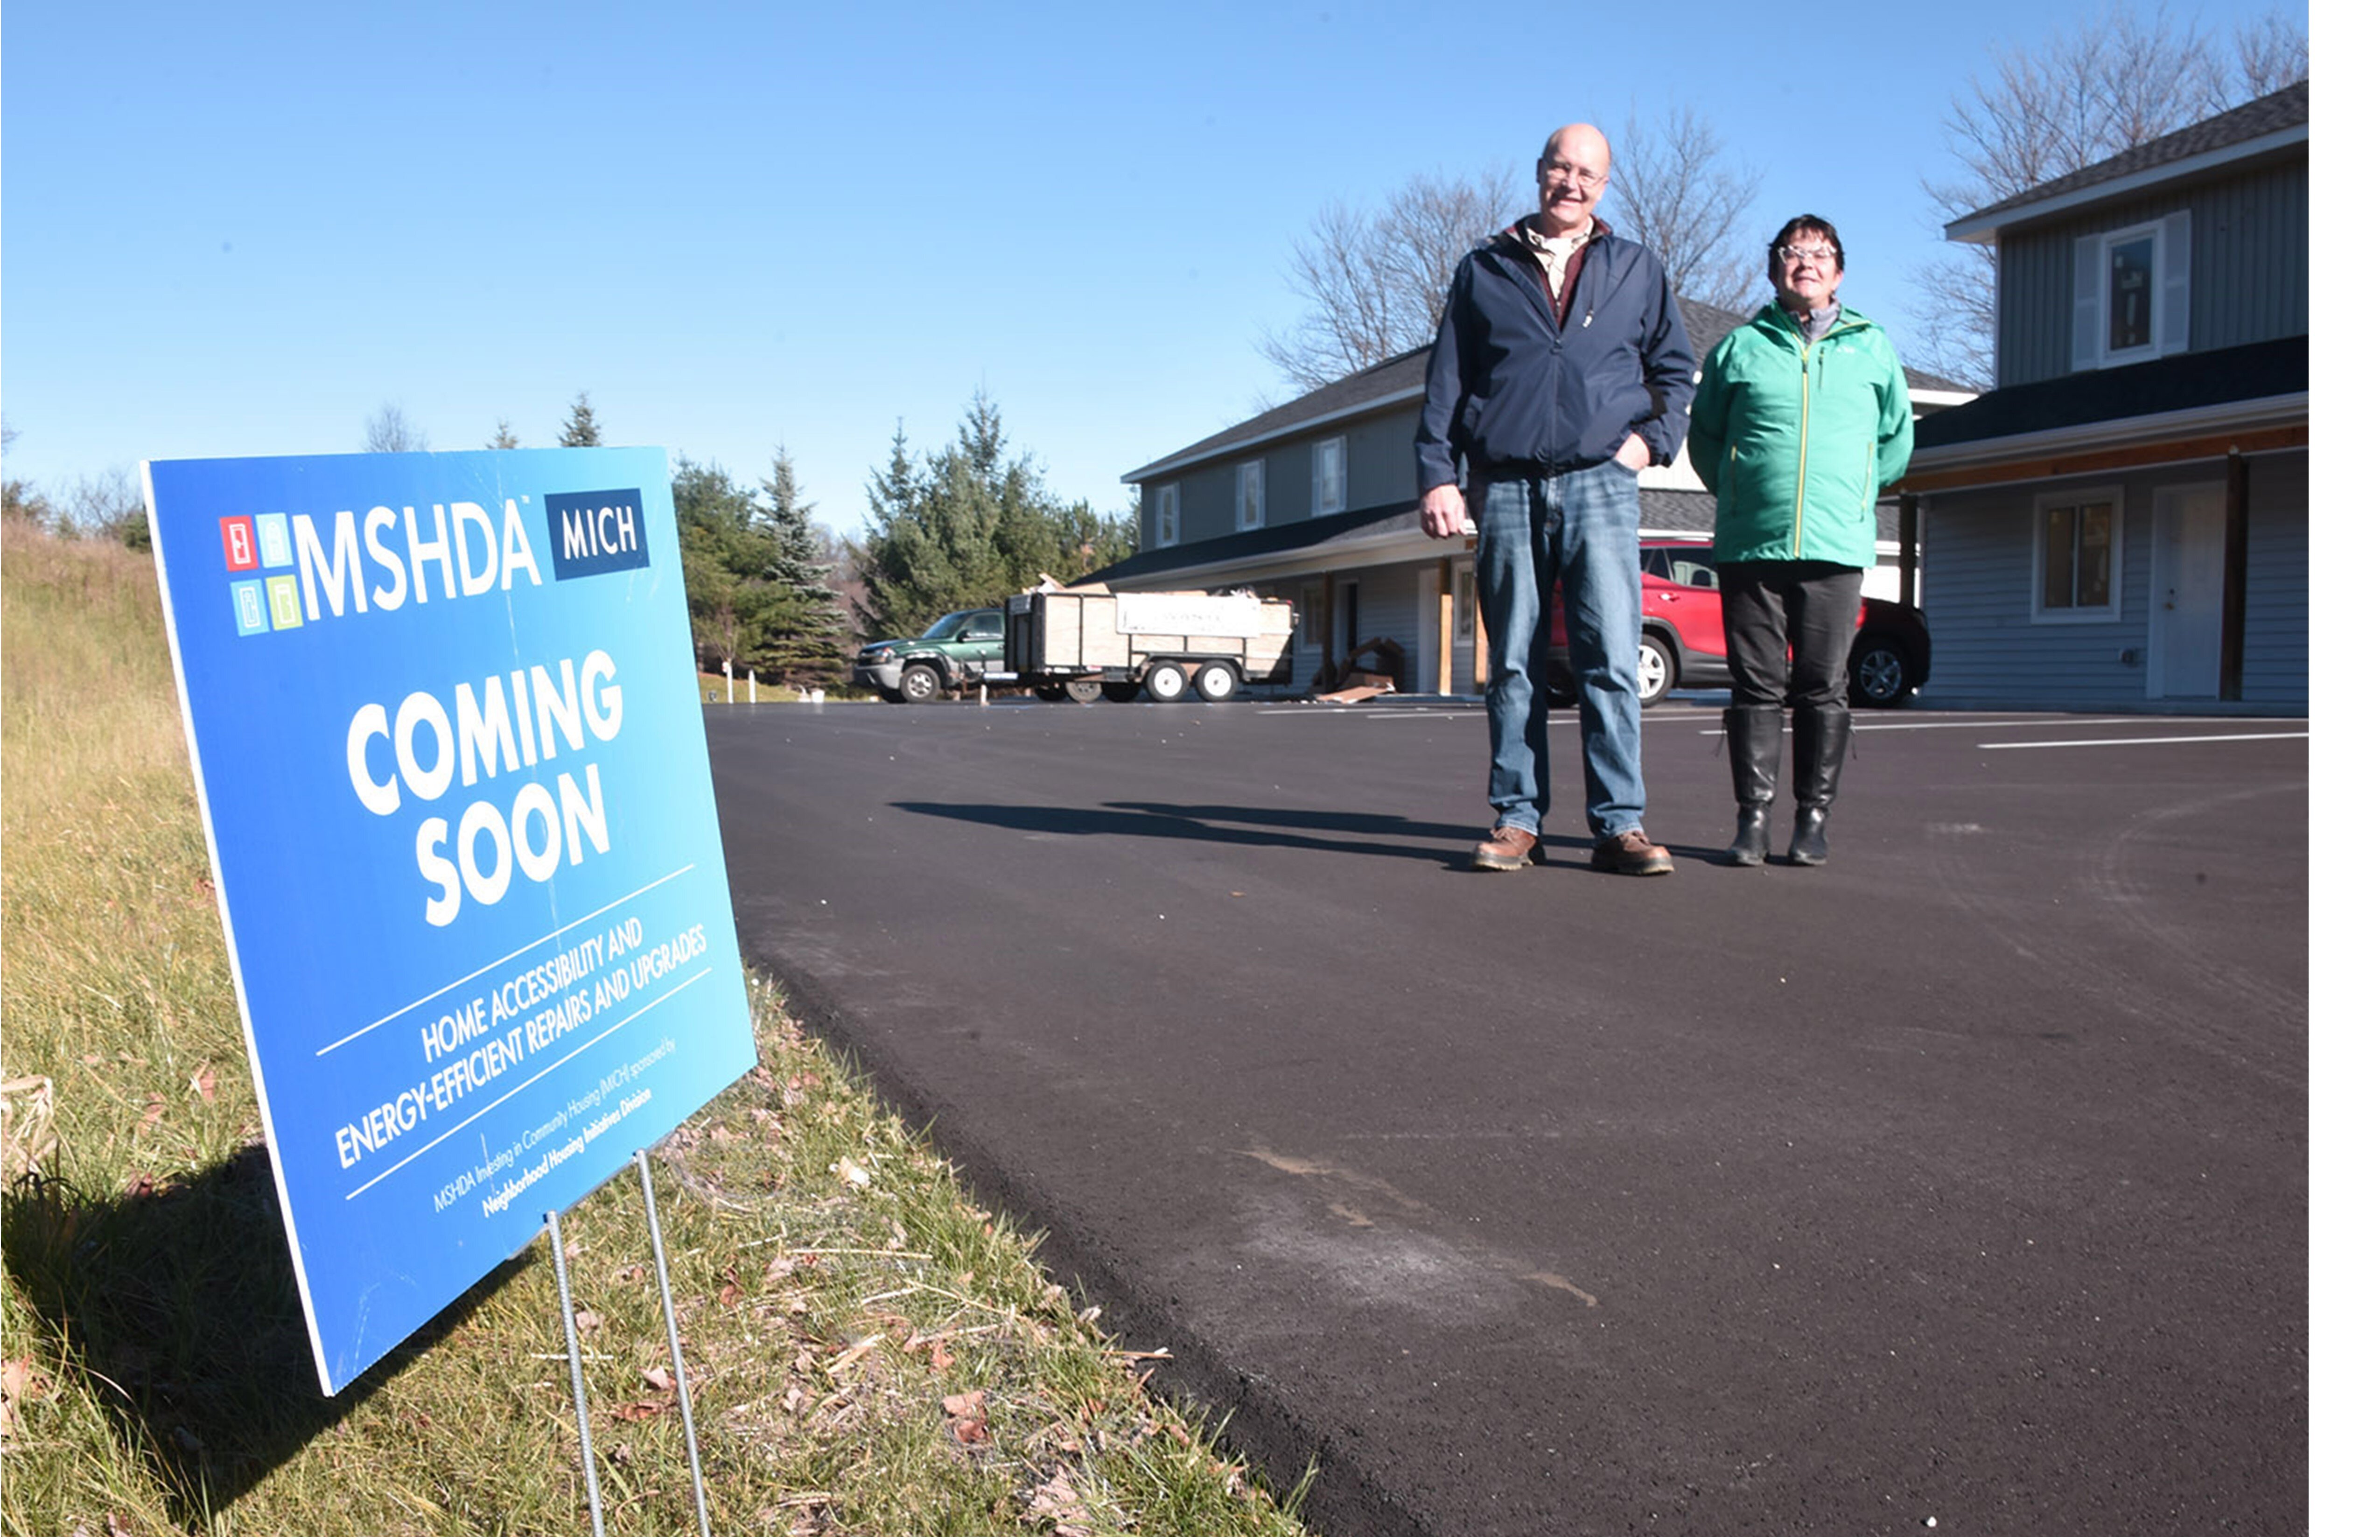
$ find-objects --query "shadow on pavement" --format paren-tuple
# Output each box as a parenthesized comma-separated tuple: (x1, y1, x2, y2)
(896, 798, 1524, 868)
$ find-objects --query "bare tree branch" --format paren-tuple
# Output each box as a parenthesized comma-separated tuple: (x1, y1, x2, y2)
(1259, 167, 1521, 394)
(363, 402, 427, 454)
(2234, 9, 2311, 96)
(1608, 102, 1766, 316)
(1260, 112, 1771, 396)
(1908, 1, 2306, 386)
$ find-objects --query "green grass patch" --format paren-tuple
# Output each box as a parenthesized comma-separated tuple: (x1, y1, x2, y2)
(2, 520, 1308, 1535)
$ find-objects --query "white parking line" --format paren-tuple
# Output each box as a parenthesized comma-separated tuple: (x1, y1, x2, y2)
(1693, 716, 2184, 738)
(1975, 731, 2310, 749)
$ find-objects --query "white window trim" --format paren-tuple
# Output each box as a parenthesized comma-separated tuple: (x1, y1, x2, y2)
(1236, 460, 1266, 531)
(2030, 485, 2126, 624)
(2072, 211, 2191, 372)
(1312, 436, 1346, 517)
(1153, 483, 1179, 548)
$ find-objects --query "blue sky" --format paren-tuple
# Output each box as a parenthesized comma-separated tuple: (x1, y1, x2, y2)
(4, 0, 2309, 538)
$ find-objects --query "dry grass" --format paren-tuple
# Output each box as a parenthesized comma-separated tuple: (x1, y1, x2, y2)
(1, 520, 1308, 1535)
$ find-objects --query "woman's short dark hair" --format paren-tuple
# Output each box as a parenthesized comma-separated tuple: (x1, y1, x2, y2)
(1767, 214, 1844, 286)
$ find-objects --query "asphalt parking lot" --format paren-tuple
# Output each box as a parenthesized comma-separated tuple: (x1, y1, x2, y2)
(707, 698, 2308, 1535)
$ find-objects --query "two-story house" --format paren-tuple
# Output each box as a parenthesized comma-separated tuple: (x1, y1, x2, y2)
(1901, 80, 2309, 710)
(1101, 298, 1967, 697)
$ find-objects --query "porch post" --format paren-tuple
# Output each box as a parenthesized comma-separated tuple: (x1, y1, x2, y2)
(1898, 493, 1921, 608)
(1317, 572, 1338, 689)
(2220, 451, 2250, 701)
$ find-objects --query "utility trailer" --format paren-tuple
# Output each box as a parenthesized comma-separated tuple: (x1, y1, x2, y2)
(1004, 586, 1296, 703)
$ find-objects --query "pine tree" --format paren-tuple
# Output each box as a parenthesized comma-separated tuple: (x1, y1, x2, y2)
(857, 395, 1138, 639)
(558, 393, 602, 447)
(752, 446, 848, 686)
(489, 420, 521, 450)
(672, 459, 780, 682)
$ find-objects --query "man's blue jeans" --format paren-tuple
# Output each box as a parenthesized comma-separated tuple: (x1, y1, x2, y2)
(1471, 460, 1646, 840)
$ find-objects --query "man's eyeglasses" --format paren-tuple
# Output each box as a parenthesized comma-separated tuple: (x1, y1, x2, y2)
(1539, 160, 1609, 188)
(1776, 245, 1838, 266)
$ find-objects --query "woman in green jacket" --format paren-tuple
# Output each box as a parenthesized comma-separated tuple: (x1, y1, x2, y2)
(1687, 215, 1913, 867)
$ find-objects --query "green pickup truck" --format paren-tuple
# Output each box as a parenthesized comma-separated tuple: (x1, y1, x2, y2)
(851, 608, 1016, 702)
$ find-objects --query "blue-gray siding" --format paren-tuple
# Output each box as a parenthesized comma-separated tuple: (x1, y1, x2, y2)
(1996, 157, 2309, 387)
(1142, 405, 1423, 550)
(1921, 449, 2306, 708)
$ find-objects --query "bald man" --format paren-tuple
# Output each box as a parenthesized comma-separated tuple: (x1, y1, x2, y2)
(1415, 123, 1696, 875)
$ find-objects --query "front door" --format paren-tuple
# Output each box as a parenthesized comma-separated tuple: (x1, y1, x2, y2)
(2148, 483, 2224, 699)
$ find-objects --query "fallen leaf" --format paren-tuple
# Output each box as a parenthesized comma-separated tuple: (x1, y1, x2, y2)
(779, 1383, 806, 1415)
(1027, 1469, 1091, 1531)
(574, 1309, 603, 1335)
(942, 1390, 986, 1418)
(607, 1443, 634, 1467)
(719, 1280, 744, 1308)
(610, 1398, 669, 1422)
(930, 1340, 956, 1374)
(642, 1365, 675, 1393)
(951, 1416, 989, 1444)
(189, 1064, 217, 1103)
(832, 1155, 870, 1188)
(766, 1254, 800, 1283)
(2, 1355, 49, 1441)
(140, 1095, 166, 1130)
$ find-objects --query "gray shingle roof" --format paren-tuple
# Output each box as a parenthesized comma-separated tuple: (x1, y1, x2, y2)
(1127, 295, 1963, 483)
(1913, 336, 2306, 450)
(1950, 79, 2307, 233)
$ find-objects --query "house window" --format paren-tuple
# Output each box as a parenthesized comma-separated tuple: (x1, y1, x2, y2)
(2034, 490, 2123, 621)
(1299, 582, 1323, 644)
(2107, 233, 2156, 353)
(1152, 483, 1179, 548)
(1454, 566, 1476, 642)
(1313, 437, 1346, 516)
(1236, 461, 1266, 531)
(2072, 213, 2190, 371)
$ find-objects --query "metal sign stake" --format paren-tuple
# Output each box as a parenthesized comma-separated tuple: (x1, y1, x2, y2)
(548, 1209, 607, 1539)
(637, 1147, 713, 1537)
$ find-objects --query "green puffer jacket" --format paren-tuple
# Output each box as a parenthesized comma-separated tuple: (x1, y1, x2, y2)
(1687, 302, 1914, 567)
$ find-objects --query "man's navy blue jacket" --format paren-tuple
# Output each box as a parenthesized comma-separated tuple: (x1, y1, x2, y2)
(1414, 221, 1698, 492)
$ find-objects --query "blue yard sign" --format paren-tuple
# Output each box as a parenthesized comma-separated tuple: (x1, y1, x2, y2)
(144, 448, 756, 1394)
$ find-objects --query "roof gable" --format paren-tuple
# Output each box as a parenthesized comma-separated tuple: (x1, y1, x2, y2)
(1945, 79, 2307, 244)
(1124, 296, 1964, 484)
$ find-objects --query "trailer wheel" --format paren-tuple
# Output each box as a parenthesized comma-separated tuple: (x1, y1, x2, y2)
(1063, 679, 1104, 705)
(1143, 661, 1191, 703)
(1032, 684, 1069, 703)
(1192, 661, 1239, 701)
(1101, 681, 1140, 703)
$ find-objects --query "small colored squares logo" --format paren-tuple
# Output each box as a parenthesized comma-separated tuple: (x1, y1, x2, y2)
(232, 581, 269, 635)
(255, 512, 294, 567)
(225, 512, 300, 635)
(265, 574, 303, 630)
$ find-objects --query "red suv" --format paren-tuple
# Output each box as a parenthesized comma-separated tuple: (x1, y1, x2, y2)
(1547, 539, 1930, 707)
